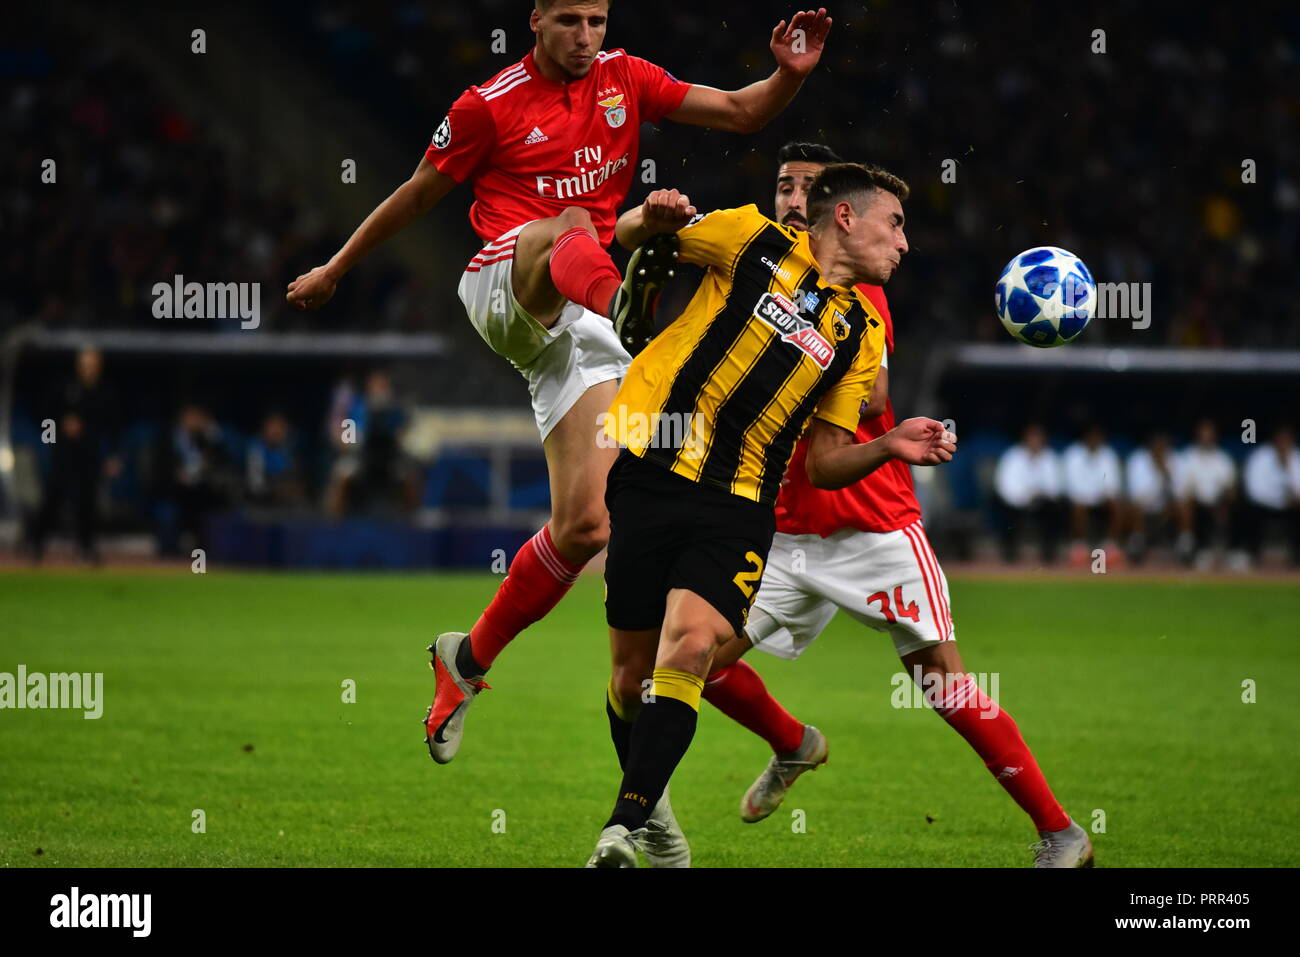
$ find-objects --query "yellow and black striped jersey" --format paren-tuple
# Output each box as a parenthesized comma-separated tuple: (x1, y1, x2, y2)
(604, 204, 887, 506)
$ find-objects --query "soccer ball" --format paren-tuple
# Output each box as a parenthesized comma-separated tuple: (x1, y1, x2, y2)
(994, 246, 1096, 347)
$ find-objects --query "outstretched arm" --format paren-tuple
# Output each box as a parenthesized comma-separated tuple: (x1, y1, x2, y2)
(667, 8, 831, 134)
(805, 415, 956, 490)
(286, 158, 457, 310)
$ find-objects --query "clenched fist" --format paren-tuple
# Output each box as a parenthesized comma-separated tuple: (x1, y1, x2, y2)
(640, 188, 698, 235)
(286, 265, 339, 310)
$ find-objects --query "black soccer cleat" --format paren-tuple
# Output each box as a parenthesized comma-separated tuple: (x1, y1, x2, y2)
(608, 232, 679, 357)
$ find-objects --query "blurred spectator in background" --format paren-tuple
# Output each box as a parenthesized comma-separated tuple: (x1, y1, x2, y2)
(1062, 424, 1123, 566)
(25, 347, 121, 562)
(1124, 432, 1192, 564)
(154, 403, 234, 554)
(994, 423, 1063, 564)
(1178, 418, 1238, 569)
(245, 411, 306, 506)
(325, 369, 417, 518)
(1242, 426, 1300, 566)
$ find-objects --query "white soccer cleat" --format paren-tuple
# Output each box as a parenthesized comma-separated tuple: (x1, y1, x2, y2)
(740, 724, 829, 823)
(1030, 818, 1095, 868)
(585, 824, 640, 868)
(636, 785, 691, 868)
(424, 632, 490, 764)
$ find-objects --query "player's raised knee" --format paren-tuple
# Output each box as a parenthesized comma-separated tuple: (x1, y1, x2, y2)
(661, 627, 722, 675)
(555, 206, 595, 232)
(610, 667, 648, 713)
(550, 510, 609, 560)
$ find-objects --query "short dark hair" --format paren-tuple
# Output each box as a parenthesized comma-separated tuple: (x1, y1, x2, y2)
(536, 0, 610, 12)
(776, 141, 842, 166)
(806, 162, 909, 228)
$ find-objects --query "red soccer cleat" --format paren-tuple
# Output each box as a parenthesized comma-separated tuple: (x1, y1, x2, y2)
(424, 632, 490, 764)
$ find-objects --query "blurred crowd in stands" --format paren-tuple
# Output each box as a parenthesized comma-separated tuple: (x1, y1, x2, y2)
(3, 2, 1298, 352)
(18, 348, 1299, 569)
(5, 2, 1299, 567)
(18, 348, 421, 560)
(0, 29, 434, 336)
(281, 0, 1300, 349)
(994, 420, 1300, 570)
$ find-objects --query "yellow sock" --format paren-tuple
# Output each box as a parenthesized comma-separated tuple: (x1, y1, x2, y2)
(651, 668, 705, 712)
(606, 680, 637, 722)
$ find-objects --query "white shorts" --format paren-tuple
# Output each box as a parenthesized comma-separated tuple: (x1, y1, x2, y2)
(746, 521, 956, 660)
(457, 223, 631, 441)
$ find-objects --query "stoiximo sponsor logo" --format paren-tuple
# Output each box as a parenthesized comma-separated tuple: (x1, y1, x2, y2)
(50, 887, 151, 937)
(0, 665, 103, 719)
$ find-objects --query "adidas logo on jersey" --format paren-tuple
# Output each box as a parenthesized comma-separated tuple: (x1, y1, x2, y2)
(524, 126, 549, 144)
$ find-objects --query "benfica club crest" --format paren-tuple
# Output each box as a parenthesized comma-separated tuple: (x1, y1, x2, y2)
(598, 93, 627, 128)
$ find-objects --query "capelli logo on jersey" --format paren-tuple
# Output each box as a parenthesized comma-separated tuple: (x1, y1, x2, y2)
(753, 292, 834, 369)
(760, 256, 792, 280)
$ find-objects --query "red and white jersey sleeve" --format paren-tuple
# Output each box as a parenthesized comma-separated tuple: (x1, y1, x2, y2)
(424, 49, 690, 247)
(425, 89, 497, 184)
(624, 54, 691, 123)
(774, 283, 924, 536)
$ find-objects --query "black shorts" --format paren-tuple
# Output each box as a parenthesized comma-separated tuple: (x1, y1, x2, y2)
(603, 450, 776, 637)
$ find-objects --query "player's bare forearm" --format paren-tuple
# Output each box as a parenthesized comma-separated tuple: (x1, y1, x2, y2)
(805, 421, 894, 489)
(669, 68, 805, 135)
(806, 416, 956, 489)
(329, 163, 455, 278)
(615, 207, 650, 250)
(668, 9, 830, 134)
(287, 159, 455, 310)
(616, 189, 697, 250)
(327, 185, 421, 278)
(726, 66, 807, 133)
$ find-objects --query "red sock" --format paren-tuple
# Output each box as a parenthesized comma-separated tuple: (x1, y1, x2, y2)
(467, 525, 583, 670)
(703, 660, 806, 755)
(935, 676, 1070, 832)
(548, 226, 622, 316)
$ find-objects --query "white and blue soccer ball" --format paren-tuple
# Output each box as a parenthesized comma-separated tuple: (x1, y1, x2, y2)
(995, 246, 1096, 347)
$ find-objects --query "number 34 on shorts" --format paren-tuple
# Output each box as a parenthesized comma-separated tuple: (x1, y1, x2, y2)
(867, 585, 920, 623)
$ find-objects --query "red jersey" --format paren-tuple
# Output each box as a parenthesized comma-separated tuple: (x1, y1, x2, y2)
(774, 284, 922, 535)
(425, 49, 690, 247)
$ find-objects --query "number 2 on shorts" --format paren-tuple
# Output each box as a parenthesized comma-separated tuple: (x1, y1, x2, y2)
(732, 550, 765, 599)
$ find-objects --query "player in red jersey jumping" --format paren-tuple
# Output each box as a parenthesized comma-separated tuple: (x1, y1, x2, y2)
(669, 141, 1092, 867)
(286, 1, 831, 860)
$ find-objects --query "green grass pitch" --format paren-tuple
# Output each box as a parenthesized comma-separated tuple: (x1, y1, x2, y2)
(1, 570, 1297, 867)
